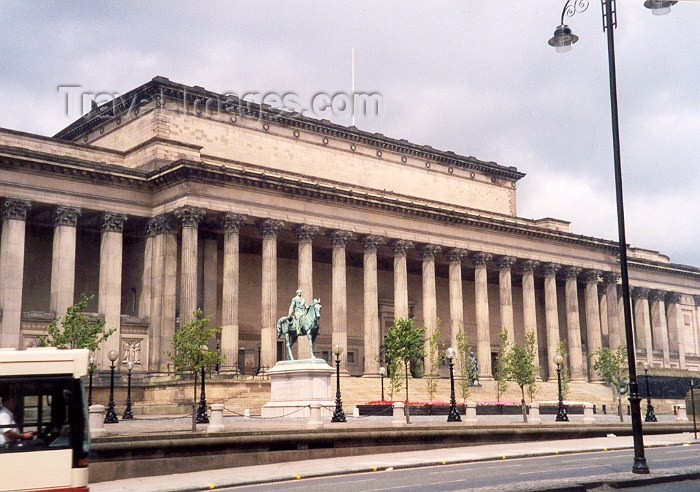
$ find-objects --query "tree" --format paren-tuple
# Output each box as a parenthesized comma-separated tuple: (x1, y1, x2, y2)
(36, 293, 115, 351)
(424, 320, 444, 402)
(382, 317, 425, 423)
(593, 346, 628, 422)
(456, 330, 471, 403)
(168, 309, 223, 429)
(508, 330, 538, 423)
(556, 340, 570, 399)
(494, 328, 511, 402)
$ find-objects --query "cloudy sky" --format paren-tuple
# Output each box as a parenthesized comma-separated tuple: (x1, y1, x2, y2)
(1, 1, 699, 266)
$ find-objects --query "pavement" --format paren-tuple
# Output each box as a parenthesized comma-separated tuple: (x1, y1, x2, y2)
(91, 431, 699, 491)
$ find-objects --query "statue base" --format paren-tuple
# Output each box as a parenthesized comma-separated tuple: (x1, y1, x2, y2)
(261, 358, 335, 419)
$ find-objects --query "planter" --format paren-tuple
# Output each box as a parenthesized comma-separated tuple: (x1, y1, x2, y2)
(358, 404, 466, 416)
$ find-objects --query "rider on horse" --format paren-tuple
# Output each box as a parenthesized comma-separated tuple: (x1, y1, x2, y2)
(287, 289, 307, 334)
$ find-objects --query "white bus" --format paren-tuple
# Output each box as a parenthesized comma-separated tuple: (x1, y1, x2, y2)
(0, 348, 90, 491)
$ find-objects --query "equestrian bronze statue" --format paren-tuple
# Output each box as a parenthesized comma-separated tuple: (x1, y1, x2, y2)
(276, 290, 322, 360)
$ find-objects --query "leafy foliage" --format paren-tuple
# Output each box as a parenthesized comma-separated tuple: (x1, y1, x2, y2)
(493, 328, 511, 402)
(168, 309, 223, 375)
(383, 318, 425, 423)
(507, 330, 538, 422)
(424, 319, 444, 401)
(593, 346, 629, 422)
(556, 340, 570, 399)
(36, 293, 115, 351)
(456, 330, 471, 403)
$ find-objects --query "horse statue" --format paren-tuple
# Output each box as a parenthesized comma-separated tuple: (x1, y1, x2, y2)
(276, 299, 322, 360)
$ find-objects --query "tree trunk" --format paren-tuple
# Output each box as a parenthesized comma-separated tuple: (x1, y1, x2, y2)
(404, 361, 410, 424)
(521, 387, 527, 423)
(618, 395, 623, 423)
(192, 371, 197, 431)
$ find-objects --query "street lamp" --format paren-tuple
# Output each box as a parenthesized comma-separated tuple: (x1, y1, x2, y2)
(122, 360, 134, 420)
(196, 345, 209, 424)
(547, 0, 678, 473)
(379, 366, 386, 402)
(104, 349, 119, 424)
(88, 353, 96, 406)
(553, 354, 568, 422)
(643, 362, 657, 422)
(445, 347, 461, 422)
(690, 379, 697, 440)
(331, 343, 346, 423)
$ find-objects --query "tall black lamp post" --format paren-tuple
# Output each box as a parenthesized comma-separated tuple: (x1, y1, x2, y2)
(554, 354, 568, 422)
(331, 343, 346, 423)
(122, 360, 134, 420)
(88, 353, 96, 407)
(196, 345, 209, 424)
(690, 379, 697, 440)
(547, 0, 679, 473)
(446, 347, 461, 422)
(643, 362, 657, 422)
(379, 366, 386, 402)
(104, 349, 119, 424)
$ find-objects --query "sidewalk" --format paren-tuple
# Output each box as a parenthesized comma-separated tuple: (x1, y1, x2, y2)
(91, 432, 698, 491)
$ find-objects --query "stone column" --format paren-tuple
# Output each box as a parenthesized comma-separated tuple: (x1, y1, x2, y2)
(598, 284, 609, 347)
(420, 244, 441, 376)
(202, 236, 219, 326)
(258, 219, 283, 370)
(174, 206, 205, 324)
(50, 206, 81, 317)
(650, 289, 670, 368)
(328, 230, 353, 373)
(447, 249, 467, 351)
(541, 263, 560, 381)
(583, 270, 602, 381)
(602, 273, 621, 350)
(521, 260, 540, 375)
(665, 292, 685, 369)
(472, 252, 493, 379)
(562, 266, 584, 381)
(0, 199, 30, 349)
(293, 224, 319, 359)
(497, 256, 516, 344)
(221, 213, 245, 368)
(632, 287, 653, 367)
(138, 222, 155, 320)
(98, 213, 126, 368)
(361, 235, 384, 375)
(161, 224, 178, 371)
(146, 216, 165, 372)
(391, 240, 413, 319)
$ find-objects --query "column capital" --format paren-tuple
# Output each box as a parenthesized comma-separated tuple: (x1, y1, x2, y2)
(146, 216, 164, 237)
(327, 229, 353, 248)
(470, 251, 492, 267)
(1, 198, 31, 221)
(694, 295, 700, 307)
(222, 213, 246, 234)
(256, 218, 284, 238)
(602, 272, 620, 285)
(54, 206, 81, 227)
(582, 269, 601, 284)
(560, 266, 582, 280)
(649, 289, 667, 302)
(101, 212, 126, 233)
(539, 262, 560, 278)
(360, 234, 385, 252)
(446, 248, 468, 264)
(390, 239, 413, 256)
(174, 206, 205, 228)
(631, 287, 650, 300)
(293, 224, 319, 242)
(419, 244, 441, 260)
(520, 259, 540, 274)
(666, 291, 682, 305)
(496, 255, 517, 271)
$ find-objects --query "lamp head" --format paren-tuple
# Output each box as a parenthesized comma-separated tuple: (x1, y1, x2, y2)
(548, 24, 579, 53)
(379, 366, 386, 376)
(332, 343, 343, 356)
(445, 347, 456, 360)
(126, 360, 134, 371)
(644, 0, 677, 15)
(108, 350, 119, 362)
(553, 354, 564, 366)
(643, 361, 649, 371)
(89, 353, 96, 365)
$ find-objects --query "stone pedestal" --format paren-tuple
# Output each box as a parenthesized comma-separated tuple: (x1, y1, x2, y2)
(261, 359, 335, 418)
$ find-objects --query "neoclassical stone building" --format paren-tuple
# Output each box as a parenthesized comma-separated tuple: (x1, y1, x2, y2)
(1, 77, 699, 381)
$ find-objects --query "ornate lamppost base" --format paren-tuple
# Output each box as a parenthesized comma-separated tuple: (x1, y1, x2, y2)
(644, 404, 657, 422)
(555, 405, 569, 422)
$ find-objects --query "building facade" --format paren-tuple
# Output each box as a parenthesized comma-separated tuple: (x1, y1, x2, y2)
(1, 77, 699, 380)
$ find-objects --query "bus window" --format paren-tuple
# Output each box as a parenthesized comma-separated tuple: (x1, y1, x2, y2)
(0, 375, 86, 460)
